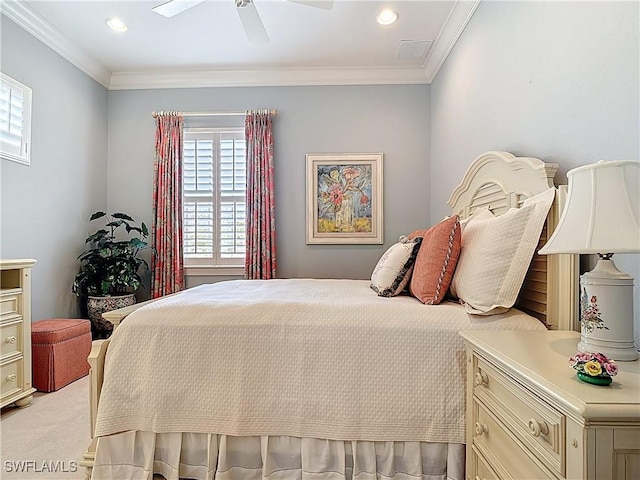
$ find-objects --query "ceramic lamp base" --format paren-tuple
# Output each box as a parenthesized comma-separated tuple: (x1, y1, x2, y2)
(578, 258, 638, 362)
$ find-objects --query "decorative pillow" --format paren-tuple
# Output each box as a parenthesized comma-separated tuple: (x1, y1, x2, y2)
(370, 237, 422, 297)
(409, 215, 462, 305)
(459, 207, 494, 232)
(406, 229, 427, 241)
(448, 208, 495, 300)
(450, 187, 556, 315)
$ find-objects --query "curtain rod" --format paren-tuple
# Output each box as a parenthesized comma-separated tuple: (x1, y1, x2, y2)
(152, 110, 277, 118)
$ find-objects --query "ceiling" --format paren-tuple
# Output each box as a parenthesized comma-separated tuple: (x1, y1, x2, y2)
(1, 0, 480, 90)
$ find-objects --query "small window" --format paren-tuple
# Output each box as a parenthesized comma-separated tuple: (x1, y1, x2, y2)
(0, 73, 32, 165)
(183, 128, 246, 274)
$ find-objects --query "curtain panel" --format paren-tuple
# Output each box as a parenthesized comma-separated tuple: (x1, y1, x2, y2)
(152, 113, 185, 297)
(245, 110, 276, 279)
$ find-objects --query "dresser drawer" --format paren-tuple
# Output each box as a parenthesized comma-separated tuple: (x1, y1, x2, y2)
(0, 291, 22, 322)
(470, 445, 499, 480)
(473, 355, 565, 477)
(473, 399, 555, 479)
(0, 321, 22, 359)
(1, 358, 23, 400)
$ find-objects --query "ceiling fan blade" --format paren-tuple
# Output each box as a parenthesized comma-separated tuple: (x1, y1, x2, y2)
(152, 0, 206, 18)
(236, 1, 270, 45)
(286, 0, 334, 10)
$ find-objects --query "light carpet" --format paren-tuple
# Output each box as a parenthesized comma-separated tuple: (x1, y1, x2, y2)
(1, 376, 88, 480)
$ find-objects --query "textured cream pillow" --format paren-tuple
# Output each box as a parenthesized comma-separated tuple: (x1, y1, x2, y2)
(459, 207, 494, 232)
(450, 188, 555, 315)
(370, 237, 422, 297)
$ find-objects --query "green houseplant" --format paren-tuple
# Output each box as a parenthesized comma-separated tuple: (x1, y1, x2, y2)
(72, 211, 149, 338)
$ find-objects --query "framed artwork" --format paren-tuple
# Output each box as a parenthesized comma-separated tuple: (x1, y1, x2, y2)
(306, 153, 383, 244)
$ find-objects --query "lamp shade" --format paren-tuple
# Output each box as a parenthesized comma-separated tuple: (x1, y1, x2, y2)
(539, 160, 640, 255)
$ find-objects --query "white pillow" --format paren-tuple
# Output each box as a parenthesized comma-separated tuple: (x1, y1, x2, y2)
(459, 207, 494, 233)
(450, 188, 555, 315)
(370, 237, 422, 297)
(449, 208, 495, 300)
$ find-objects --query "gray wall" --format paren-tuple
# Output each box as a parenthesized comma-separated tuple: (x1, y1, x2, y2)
(430, 1, 640, 346)
(107, 85, 431, 294)
(0, 16, 109, 321)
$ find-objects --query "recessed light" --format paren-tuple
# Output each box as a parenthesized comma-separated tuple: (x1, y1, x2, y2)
(105, 17, 128, 33)
(377, 9, 399, 26)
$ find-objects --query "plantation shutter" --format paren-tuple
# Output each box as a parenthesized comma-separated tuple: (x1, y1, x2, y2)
(183, 135, 214, 257)
(219, 134, 246, 259)
(183, 129, 246, 266)
(0, 73, 31, 165)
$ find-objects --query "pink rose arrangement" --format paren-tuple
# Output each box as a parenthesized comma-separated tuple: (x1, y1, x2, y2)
(569, 352, 618, 379)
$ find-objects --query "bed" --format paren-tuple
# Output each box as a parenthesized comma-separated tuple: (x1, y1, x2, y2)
(80, 151, 579, 480)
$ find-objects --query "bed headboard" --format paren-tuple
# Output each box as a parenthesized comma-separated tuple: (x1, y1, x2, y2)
(447, 151, 579, 331)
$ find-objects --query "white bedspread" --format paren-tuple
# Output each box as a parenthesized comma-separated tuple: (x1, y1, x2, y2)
(94, 279, 545, 444)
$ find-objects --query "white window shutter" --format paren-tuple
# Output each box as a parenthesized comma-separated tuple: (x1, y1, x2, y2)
(0, 73, 32, 165)
(183, 129, 246, 267)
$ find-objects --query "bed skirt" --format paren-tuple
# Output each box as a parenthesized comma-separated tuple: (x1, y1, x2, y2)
(91, 432, 465, 480)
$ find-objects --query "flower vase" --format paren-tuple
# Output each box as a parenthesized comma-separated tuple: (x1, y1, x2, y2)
(576, 371, 612, 386)
(335, 196, 354, 232)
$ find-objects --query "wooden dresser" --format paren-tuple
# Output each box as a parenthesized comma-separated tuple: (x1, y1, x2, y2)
(461, 329, 640, 480)
(1, 258, 37, 409)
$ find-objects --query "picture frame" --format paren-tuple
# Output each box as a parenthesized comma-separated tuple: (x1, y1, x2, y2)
(306, 153, 383, 244)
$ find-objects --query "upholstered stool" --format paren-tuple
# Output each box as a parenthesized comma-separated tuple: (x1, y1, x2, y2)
(31, 319, 91, 392)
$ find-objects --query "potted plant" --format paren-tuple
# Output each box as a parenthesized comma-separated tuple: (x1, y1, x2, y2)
(72, 211, 149, 338)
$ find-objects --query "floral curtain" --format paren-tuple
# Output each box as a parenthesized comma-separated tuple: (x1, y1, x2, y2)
(245, 110, 276, 279)
(152, 113, 184, 297)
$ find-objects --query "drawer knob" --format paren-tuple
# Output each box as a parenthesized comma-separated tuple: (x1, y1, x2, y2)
(5, 336, 17, 344)
(6, 373, 17, 382)
(474, 371, 489, 387)
(474, 422, 488, 436)
(528, 418, 549, 437)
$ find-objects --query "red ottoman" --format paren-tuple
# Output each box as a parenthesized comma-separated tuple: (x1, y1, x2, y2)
(32, 319, 91, 392)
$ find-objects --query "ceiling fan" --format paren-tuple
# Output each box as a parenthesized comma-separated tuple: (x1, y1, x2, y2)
(152, 0, 334, 45)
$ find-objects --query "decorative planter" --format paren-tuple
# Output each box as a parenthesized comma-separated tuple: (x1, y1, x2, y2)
(576, 371, 612, 386)
(87, 293, 136, 338)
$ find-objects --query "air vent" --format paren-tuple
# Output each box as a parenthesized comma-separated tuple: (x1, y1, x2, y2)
(395, 40, 432, 61)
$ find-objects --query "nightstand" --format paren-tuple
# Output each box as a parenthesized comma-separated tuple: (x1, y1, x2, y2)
(460, 330, 640, 480)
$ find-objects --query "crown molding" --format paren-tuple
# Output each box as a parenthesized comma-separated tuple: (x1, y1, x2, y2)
(109, 67, 430, 90)
(2, 0, 479, 90)
(424, 0, 481, 83)
(0, 1, 112, 89)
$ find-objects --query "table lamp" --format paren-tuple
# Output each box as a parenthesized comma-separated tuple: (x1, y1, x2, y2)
(539, 160, 640, 361)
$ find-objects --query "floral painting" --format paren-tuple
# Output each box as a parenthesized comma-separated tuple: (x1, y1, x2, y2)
(306, 154, 383, 244)
(317, 164, 372, 233)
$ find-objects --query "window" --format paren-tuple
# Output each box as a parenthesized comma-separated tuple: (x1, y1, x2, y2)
(183, 128, 246, 273)
(0, 73, 32, 165)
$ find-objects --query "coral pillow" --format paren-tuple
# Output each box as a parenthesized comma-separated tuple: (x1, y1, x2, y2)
(409, 215, 461, 305)
(407, 228, 427, 241)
